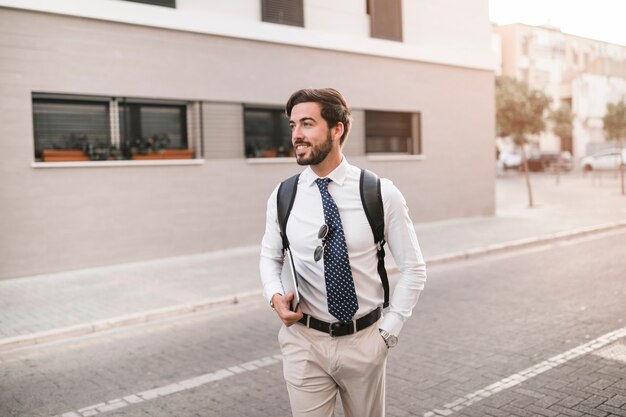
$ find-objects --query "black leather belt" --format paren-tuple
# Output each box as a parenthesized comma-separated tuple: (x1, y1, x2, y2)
(298, 307, 382, 337)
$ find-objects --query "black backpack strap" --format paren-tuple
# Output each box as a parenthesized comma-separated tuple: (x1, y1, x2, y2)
(277, 174, 300, 252)
(360, 169, 389, 308)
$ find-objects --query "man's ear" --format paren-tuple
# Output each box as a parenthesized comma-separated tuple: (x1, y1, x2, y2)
(332, 122, 344, 142)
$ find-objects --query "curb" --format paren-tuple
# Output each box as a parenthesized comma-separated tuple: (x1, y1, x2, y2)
(0, 291, 264, 353)
(1, 221, 625, 354)
(422, 220, 626, 267)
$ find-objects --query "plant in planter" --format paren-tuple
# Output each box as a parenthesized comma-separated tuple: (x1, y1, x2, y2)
(41, 133, 90, 162)
(83, 141, 120, 161)
(125, 135, 193, 160)
(70, 134, 120, 161)
(41, 133, 124, 162)
(134, 135, 170, 154)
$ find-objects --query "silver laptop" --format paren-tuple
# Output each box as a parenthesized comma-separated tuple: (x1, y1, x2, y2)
(281, 248, 301, 311)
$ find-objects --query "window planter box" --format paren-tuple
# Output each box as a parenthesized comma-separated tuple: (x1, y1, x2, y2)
(42, 149, 90, 162)
(131, 149, 194, 160)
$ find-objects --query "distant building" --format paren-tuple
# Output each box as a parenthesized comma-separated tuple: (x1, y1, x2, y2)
(0, 0, 495, 279)
(493, 23, 626, 158)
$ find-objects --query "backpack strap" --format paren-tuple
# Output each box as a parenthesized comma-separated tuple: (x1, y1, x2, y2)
(277, 174, 300, 252)
(360, 169, 390, 308)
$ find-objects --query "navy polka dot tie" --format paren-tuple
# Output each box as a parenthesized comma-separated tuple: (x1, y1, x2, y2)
(315, 178, 359, 323)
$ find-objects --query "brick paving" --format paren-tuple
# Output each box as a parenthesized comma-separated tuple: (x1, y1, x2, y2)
(2, 216, 625, 417)
(459, 349, 626, 417)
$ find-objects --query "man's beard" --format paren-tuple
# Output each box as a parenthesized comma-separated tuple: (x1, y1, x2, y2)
(295, 131, 333, 166)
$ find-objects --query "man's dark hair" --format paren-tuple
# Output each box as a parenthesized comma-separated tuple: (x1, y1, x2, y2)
(285, 88, 352, 145)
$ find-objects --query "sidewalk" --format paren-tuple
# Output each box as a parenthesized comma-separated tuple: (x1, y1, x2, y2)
(1, 173, 625, 352)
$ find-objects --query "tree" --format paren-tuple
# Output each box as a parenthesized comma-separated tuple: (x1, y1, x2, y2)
(602, 99, 626, 195)
(549, 103, 574, 184)
(496, 76, 551, 207)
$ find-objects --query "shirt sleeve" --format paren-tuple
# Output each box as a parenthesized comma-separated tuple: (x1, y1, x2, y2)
(259, 185, 286, 303)
(378, 179, 427, 336)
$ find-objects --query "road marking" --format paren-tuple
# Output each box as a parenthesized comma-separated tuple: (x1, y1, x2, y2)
(52, 354, 282, 417)
(423, 326, 626, 417)
(593, 340, 626, 364)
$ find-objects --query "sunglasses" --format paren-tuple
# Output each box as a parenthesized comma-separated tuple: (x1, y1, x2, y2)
(314, 224, 329, 262)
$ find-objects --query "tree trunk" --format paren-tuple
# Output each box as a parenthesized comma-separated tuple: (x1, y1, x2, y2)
(519, 142, 534, 207)
(619, 141, 626, 195)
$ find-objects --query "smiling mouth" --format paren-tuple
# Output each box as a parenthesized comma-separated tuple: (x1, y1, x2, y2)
(294, 143, 310, 154)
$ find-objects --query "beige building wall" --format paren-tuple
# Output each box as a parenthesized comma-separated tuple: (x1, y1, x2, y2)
(0, 8, 495, 279)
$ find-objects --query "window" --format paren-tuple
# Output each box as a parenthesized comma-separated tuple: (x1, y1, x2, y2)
(571, 50, 579, 67)
(261, 0, 304, 27)
(244, 107, 293, 158)
(121, 0, 176, 8)
(521, 35, 530, 56)
(33, 93, 193, 162)
(367, 0, 403, 42)
(119, 101, 188, 157)
(521, 68, 530, 83)
(534, 69, 550, 86)
(33, 96, 110, 161)
(365, 110, 421, 154)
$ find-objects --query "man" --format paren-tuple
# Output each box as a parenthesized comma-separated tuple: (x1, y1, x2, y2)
(260, 88, 426, 417)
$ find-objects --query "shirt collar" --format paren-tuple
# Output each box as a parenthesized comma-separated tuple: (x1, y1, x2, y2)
(301, 156, 351, 187)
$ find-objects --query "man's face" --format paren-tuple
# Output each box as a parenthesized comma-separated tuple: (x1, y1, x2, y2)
(289, 102, 336, 166)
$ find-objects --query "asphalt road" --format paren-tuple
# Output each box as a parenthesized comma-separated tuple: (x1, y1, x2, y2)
(1, 229, 625, 417)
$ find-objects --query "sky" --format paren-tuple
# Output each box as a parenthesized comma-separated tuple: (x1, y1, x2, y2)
(489, 0, 626, 46)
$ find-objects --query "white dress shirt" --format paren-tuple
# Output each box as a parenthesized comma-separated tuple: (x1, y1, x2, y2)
(260, 158, 426, 336)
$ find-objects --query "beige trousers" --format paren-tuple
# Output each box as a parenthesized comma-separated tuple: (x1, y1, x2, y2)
(278, 320, 388, 417)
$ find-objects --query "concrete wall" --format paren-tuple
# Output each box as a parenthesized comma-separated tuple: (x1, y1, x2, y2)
(0, 8, 495, 279)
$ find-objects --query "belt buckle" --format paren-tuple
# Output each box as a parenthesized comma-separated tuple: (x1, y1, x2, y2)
(328, 320, 357, 337)
(329, 322, 344, 337)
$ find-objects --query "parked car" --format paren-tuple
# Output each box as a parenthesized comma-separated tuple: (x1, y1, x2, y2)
(581, 148, 626, 172)
(498, 151, 522, 170)
(527, 151, 573, 172)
